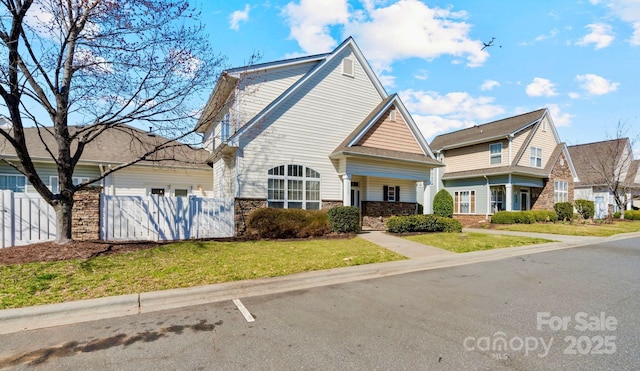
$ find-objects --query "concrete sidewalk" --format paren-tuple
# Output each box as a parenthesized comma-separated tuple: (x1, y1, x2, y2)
(1, 230, 638, 335)
(358, 230, 455, 259)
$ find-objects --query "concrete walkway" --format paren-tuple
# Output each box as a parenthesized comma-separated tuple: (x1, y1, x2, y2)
(358, 230, 454, 259)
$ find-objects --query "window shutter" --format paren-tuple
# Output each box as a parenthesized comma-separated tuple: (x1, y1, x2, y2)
(395, 186, 400, 202)
(383, 185, 388, 201)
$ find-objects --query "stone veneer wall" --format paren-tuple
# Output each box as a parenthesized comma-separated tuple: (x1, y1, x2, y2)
(321, 200, 343, 210)
(453, 214, 489, 227)
(361, 201, 418, 230)
(72, 187, 102, 241)
(234, 198, 267, 237)
(531, 152, 574, 211)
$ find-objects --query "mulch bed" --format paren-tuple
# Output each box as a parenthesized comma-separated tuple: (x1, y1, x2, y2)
(0, 240, 166, 265)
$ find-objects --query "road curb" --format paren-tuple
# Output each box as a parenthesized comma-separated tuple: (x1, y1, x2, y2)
(1, 235, 619, 335)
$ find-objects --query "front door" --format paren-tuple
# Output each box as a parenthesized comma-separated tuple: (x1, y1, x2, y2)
(351, 186, 360, 208)
(520, 190, 530, 211)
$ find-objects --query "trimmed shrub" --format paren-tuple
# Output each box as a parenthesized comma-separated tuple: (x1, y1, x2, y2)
(386, 214, 461, 233)
(327, 206, 361, 233)
(433, 189, 454, 218)
(613, 211, 621, 219)
(624, 210, 640, 220)
(246, 208, 330, 239)
(574, 199, 595, 220)
(491, 210, 558, 224)
(529, 210, 558, 223)
(554, 202, 573, 221)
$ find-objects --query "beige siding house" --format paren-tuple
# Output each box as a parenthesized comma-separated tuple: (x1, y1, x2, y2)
(0, 125, 212, 197)
(429, 109, 579, 223)
(568, 139, 640, 218)
(196, 37, 443, 233)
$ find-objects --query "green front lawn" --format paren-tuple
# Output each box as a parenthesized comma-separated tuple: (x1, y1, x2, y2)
(403, 232, 554, 253)
(0, 238, 405, 309)
(493, 220, 640, 237)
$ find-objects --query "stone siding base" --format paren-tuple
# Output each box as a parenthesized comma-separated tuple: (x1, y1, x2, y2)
(234, 198, 267, 237)
(453, 214, 489, 227)
(361, 201, 418, 230)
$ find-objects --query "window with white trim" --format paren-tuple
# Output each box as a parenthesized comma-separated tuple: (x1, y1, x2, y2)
(267, 165, 320, 210)
(383, 185, 400, 202)
(554, 180, 568, 203)
(151, 188, 165, 196)
(0, 174, 26, 192)
(50, 176, 90, 193)
(491, 188, 504, 213)
(455, 190, 475, 214)
(220, 113, 230, 141)
(489, 143, 502, 165)
(530, 147, 542, 168)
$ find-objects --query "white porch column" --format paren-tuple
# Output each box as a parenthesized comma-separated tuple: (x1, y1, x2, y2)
(627, 193, 633, 210)
(422, 181, 431, 214)
(342, 174, 351, 206)
(505, 184, 513, 211)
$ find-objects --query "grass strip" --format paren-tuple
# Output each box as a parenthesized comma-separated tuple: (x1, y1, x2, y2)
(403, 232, 554, 253)
(493, 220, 640, 237)
(0, 237, 405, 309)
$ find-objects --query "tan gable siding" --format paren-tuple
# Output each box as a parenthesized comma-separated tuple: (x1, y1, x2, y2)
(237, 47, 384, 200)
(444, 139, 509, 173)
(356, 109, 423, 154)
(517, 120, 558, 168)
(510, 129, 529, 164)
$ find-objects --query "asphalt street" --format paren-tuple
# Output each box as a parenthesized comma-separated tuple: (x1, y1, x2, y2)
(1, 237, 638, 370)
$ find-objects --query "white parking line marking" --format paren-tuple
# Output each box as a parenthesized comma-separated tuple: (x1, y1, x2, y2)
(232, 299, 255, 322)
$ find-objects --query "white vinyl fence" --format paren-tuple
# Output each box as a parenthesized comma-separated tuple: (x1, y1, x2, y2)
(100, 195, 235, 241)
(1, 190, 56, 248)
(0, 191, 235, 248)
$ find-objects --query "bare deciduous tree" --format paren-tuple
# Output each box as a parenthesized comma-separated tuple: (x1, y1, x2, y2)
(0, 0, 223, 243)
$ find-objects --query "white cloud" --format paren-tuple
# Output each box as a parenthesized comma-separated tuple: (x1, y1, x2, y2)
(534, 29, 559, 42)
(526, 78, 558, 97)
(74, 48, 113, 74)
(480, 79, 500, 91)
(546, 104, 574, 127)
(230, 4, 251, 31)
(576, 73, 620, 95)
(568, 92, 581, 99)
(281, 0, 489, 76)
(598, 0, 640, 45)
(413, 69, 429, 80)
(400, 89, 505, 140)
(281, 0, 350, 54)
(576, 23, 615, 49)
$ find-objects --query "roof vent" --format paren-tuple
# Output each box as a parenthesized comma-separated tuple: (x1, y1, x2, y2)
(147, 126, 156, 137)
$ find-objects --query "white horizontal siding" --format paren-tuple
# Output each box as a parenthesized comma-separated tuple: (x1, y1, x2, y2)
(110, 166, 212, 197)
(237, 47, 384, 201)
(346, 158, 432, 181)
(366, 177, 417, 203)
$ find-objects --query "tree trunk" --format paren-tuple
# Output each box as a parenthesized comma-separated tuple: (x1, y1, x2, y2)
(54, 197, 74, 244)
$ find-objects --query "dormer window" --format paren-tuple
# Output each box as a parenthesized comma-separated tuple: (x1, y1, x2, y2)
(530, 147, 542, 168)
(342, 58, 354, 77)
(489, 143, 502, 165)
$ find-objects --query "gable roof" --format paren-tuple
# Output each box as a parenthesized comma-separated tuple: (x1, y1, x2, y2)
(330, 94, 441, 166)
(0, 125, 210, 169)
(627, 160, 640, 185)
(430, 108, 548, 151)
(221, 37, 388, 144)
(568, 138, 635, 187)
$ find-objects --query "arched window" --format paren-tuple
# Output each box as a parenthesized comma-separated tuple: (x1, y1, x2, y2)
(267, 165, 320, 210)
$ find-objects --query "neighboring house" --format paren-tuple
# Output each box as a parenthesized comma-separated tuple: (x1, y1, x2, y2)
(0, 124, 213, 197)
(429, 108, 579, 223)
(568, 139, 640, 218)
(196, 37, 443, 232)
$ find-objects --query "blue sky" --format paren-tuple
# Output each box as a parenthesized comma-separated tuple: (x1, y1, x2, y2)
(198, 0, 639, 149)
